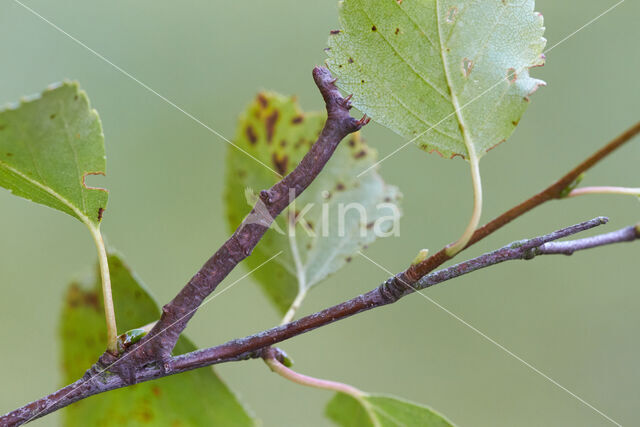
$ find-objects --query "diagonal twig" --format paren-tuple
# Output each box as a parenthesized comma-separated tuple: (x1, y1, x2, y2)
(106, 67, 370, 378)
(403, 121, 640, 283)
(170, 217, 638, 368)
(2, 95, 638, 427)
(4, 216, 638, 425)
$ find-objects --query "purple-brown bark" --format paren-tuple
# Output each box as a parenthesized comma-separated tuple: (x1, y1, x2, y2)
(1, 66, 638, 425)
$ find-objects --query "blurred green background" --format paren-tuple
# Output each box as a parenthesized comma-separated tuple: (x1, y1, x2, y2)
(0, 0, 638, 425)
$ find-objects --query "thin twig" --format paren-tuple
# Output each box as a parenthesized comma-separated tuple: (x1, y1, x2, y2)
(5, 217, 637, 424)
(112, 67, 370, 377)
(2, 97, 638, 426)
(404, 121, 640, 283)
(168, 217, 636, 368)
(537, 224, 639, 255)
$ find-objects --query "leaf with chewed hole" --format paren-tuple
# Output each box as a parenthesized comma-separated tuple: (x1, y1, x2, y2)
(326, 393, 456, 427)
(0, 82, 108, 226)
(326, 0, 546, 159)
(0, 82, 120, 351)
(61, 253, 256, 426)
(225, 92, 401, 316)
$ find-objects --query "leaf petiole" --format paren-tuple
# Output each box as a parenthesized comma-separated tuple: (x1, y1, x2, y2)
(567, 186, 640, 198)
(264, 350, 365, 399)
(280, 290, 307, 325)
(280, 214, 308, 325)
(445, 151, 483, 257)
(88, 225, 118, 354)
(263, 351, 379, 423)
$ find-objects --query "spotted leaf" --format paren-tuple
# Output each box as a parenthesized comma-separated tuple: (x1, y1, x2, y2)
(225, 92, 401, 314)
(60, 253, 256, 426)
(326, 0, 546, 159)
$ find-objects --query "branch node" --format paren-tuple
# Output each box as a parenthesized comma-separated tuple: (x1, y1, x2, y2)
(261, 347, 293, 367)
(377, 274, 410, 304)
(3, 124, 639, 423)
(522, 248, 538, 260)
(98, 351, 138, 385)
(558, 173, 585, 198)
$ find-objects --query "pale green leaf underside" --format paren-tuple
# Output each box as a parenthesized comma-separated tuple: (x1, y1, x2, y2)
(60, 253, 255, 426)
(326, 393, 456, 427)
(0, 82, 108, 227)
(327, 0, 546, 159)
(225, 92, 401, 314)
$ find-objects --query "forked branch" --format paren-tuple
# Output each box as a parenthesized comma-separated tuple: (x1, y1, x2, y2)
(113, 67, 370, 376)
(2, 74, 638, 425)
(404, 121, 640, 282)
(3, 216, 638, 425)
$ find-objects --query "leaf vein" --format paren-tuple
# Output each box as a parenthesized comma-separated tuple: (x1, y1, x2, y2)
(0, 159, 92, 227)
(358, 6, 450, 101)
(336, 43, 462, 142)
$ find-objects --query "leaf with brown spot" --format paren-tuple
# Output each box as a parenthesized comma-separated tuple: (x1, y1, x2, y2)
(265, 110, 279, 143)
(245, 125, 258, 144)
(60, 253, 256, 426)
(271, 152, 288, 176)
(256, 93, 269, 108)
(326, 0, 546, 159)
(225, 92, 401, 315)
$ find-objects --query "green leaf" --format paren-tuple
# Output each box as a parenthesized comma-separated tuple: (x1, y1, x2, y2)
(326, 393, 455, 427)
(326, 0, 546, 159)
(0, 82, 108, 227)
(60, 253, 256, 426)
(225, 92, 401, 314)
